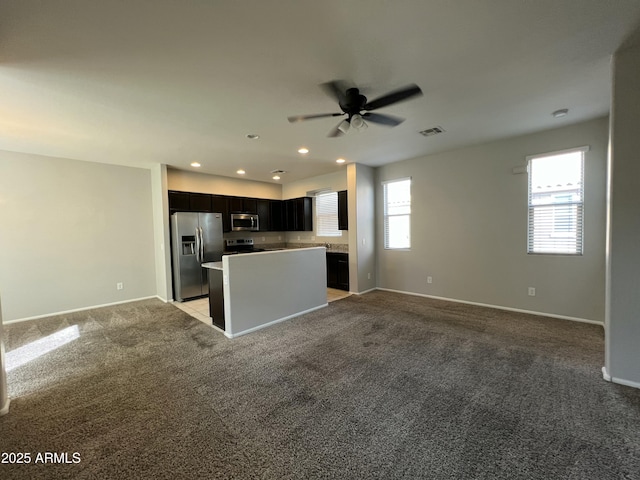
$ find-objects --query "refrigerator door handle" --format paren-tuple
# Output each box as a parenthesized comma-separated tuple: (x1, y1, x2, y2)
(199, 227, 204, 263)
(195, 227, 201, 263)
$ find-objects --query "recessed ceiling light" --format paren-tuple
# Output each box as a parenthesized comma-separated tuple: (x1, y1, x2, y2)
(552, 108, 569, 118)
(237, 169, 246, 175)
(336, 158, 346, 164)
(246, 134, 260, 140)
(298, 147, 309, 154)
(190, 162, 201, 167)
(273, 175, 281, 180)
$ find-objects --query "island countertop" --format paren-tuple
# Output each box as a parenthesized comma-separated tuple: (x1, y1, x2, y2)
(202, 261, 223, 271)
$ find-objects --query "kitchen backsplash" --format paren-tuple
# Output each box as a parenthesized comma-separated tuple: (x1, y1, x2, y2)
(223, 231, 348, 253)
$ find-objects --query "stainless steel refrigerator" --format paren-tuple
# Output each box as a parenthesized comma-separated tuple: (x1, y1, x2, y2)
(171, 212, 224, 301)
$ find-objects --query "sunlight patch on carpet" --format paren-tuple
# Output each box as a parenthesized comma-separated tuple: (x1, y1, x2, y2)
(6, 325, 80, 371)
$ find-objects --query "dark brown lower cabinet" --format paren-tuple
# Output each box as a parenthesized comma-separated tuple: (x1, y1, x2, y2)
(326, 252, 349, 291)
(208, 268, 225, 330)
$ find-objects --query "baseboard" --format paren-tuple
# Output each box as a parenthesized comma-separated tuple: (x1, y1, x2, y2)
(375, 288, 603, 326)
(602, 366, 640, 389)
(353, 287, 377, 295)
(225, 303, 328, 339)
(3, 296, 162, 325)
(0, 397, 9, 416)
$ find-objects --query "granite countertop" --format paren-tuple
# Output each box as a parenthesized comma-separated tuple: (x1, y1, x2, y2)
(269, 243, 349, 254)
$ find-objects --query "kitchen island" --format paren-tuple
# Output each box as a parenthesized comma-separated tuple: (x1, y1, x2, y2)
(202, 247, 327, 338)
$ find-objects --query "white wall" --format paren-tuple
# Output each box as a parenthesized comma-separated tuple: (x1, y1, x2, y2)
(376, 117, 608, 322)
(168, 168, 282, 199)
(605, 43, 640, 387)
(0, 151, 157, 321)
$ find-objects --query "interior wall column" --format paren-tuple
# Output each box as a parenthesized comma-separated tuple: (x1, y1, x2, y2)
(604, 41, 640, 389)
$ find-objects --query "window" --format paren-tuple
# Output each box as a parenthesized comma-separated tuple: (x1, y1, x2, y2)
(383, 178, 411, 249)
(527, 147, 587, 255)
(316, 192, 341, 237)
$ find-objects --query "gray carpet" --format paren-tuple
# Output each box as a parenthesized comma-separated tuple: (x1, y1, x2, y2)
(1, 291, 639, 479)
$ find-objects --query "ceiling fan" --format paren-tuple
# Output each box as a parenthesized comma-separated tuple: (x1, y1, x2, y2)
(287, 80, 423, 137)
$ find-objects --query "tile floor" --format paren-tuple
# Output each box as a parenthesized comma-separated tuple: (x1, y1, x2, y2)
(174, 289, 352, 327)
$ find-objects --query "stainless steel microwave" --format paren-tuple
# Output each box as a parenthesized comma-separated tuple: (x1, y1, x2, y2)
(231, 213, 259, 231)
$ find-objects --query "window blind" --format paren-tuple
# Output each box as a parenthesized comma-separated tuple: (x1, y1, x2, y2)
(316, 192, 341, 237)
(527, 147, 586, 255)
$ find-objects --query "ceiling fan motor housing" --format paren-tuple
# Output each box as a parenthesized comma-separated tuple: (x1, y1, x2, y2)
(341, 88, 368, 117)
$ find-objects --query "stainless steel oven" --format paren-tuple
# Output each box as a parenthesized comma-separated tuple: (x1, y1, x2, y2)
(230, 213, 259, 231)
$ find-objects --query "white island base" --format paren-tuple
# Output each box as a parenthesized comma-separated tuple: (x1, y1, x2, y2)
(203, 247, 327, 338)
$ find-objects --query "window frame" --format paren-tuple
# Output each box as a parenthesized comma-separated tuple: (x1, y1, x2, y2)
(526, 146, 588, 256)
(383, 177, 412, 250)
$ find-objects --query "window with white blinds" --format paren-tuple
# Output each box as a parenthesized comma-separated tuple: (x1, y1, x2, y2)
(527, 147, 587, 255)
(383, 178, 411, 249)
(316, 192, 341, 237)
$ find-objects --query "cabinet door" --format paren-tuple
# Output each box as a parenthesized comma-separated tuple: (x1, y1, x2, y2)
(326, 253, 339, 288)
(298, 197, 313, 231)
(189, 193, 212, 212)
(243, 198, 258, 214)
(228, 197, 243, 213)
(168, 191, 190, 211)
(212, 195, 230, 232)
(337, 256, 350, 291)
(269, 200, 284, 231)
(285, 199, 297, 231)
(338, 190, 348, 230)
(256, 199, 270, 231)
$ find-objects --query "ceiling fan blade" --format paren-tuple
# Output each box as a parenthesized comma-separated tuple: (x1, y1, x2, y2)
(320, 80, 350, 104)
(363, 84, 423, 111)
(362, 112, 405, 127)
(287, 112, 343, 123)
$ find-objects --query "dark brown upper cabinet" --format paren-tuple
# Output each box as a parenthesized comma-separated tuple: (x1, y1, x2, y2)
(212, 195, 231, 232)
(337, 190, 348, 230)
(228, 196, 257, 214)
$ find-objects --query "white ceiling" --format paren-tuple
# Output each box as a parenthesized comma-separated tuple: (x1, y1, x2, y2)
(1, 1, 639, 184)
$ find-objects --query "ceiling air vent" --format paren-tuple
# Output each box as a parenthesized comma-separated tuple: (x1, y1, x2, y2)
(419, 126, 445, 137)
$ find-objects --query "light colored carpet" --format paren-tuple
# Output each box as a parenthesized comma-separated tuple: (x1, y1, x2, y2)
(1, 291, 639, 479)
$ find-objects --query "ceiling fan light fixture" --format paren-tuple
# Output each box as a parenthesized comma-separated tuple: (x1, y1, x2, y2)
(297, 147, 309, 154)
(337, 119, 351, 134)
(350, 114, 365, 130)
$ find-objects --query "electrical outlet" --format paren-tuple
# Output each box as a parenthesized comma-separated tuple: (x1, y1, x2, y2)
(368, 273, 371, 280)
(297, 235, 300, 241)
(528, 287, 536, 296)
(117, 282, 123, 290)
(427, 276, 433, 284)
(261, 236, 265, 241)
